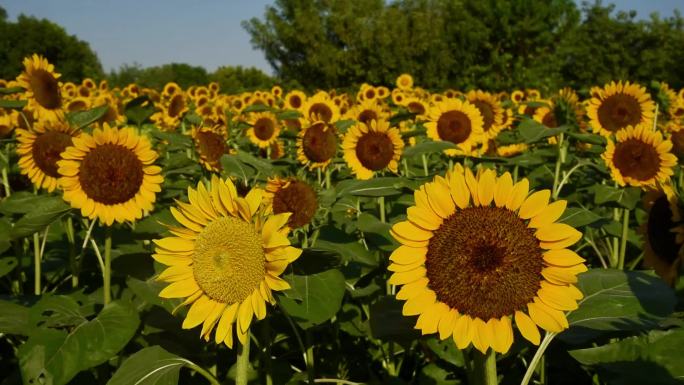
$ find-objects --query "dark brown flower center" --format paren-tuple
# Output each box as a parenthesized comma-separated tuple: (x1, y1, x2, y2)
(357, 110, 378, 124)
(472, 100, 495, 131)
(407, 102, 425, 115)
(425, 206, 543, 319)
(168, 94, 185, 118)
(437, 110, 472, 144)
(253, 117, 275, 140)
(597, 93, 642, 132)
(542, 111, 558, 128)
(355, 132, 395, 171)
(196, 131, 225, 165)
(32, 131, 73, 177)
(273, 180, 318, 228)
(648, 196, 680, 264)
(289, 95, 302, 109)
(303, 122, 337, 163)
(30, 69, 61, 109)
(67, 99, 88, 112)
(79, 144, 144, 205)
(612, 138, 660, 181)
(309, 103, 333, 122)
(671, 131, 684, 158)
(365, 89, 376, 99)
(97, 106, 118, 125)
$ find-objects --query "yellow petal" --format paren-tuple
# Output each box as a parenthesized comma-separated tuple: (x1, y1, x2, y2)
(528, 200, 567, 228)
(438, 308, 458, 340)
(471, 318, 492, 353)
(528, 301, 565, 333)
(540, 231, 583, 249)
(491, 317, 513, 354)
(391, 221, 433, 241)
(477, 169, 496, 207)
(465, 168, 480, 206)
(215, 304, 239, 344)
(201, 302, 227, 338)
(493, 172, 513, 208)
(252, 291, 267, 320)
(389, 245, 428, 265)
(154, 237, 195, 252)
(425, 181, 456, 218)
(416, 302, 445, 335)
(543, 249, 585, 266)
(396, 277, 429, 300)
(536, 223, 582, 242)
(537, 282, 579, 311)
(542, 265, 587, 284)
(237, 300, 254, 334)
(514, 311, 540, 345)
(506, 179, 529, 211)
(388, 267, 427, 285)
(182, 295, 213, 329)
(265, 274, 291, 291)
(519, 190, 551, 219)
(407, 206, 442, 231)
(452, 314, 474, 349)
(403, 289, 436, 316)
(159, 279, 199, 298)
(448, 168, 471, 209)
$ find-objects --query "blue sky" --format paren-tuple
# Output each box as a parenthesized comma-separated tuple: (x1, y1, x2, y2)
(3, 0, 682, 75)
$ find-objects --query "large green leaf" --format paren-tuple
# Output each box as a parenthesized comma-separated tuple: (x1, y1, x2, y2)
(592, 185, 642, 209)
(560, 207, 604, 227)
(0, 257, 18, 277)
(0, 99, 27, 109)
(0, 192, 47, 215)
(220, 154, 255, 182)
(19, 301, 140, 385)
(402, 141, 457, 157)
(314, 225, 377, 267)
(66, 104, 108, 129)
(278, 269, 346, 329)
(518, 118, 568, 143)
(0, 300, 30, 335)
(336, 177, 404, 197)
(570, 329, 684, 385)
(369, 296, 420, 344)
(560, 269, 676, 343)
(10, 197, 72, 239)
(107, 346, 185, 385)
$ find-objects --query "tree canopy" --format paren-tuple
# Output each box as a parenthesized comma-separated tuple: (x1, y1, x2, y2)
(243, 0, 684, 91)
(0, 6, 104, 82)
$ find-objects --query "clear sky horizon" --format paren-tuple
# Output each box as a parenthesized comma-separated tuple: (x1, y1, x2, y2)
(3, 0, 682, 76)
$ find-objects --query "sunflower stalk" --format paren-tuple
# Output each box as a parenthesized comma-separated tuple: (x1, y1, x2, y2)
(64, 217, 78, 288)
(378, 196, 386, 223)
(305, 330, 316, 384)
(520, 332, 556, 385)
(421, 154, 429, 176)
(551, 133, 565, 198)
(33, 232, 41, 295)
(103, 226, 112, 305)
(472, 349, 497, 385)
(236, 336, 251, 385)
(182, 360, 221, 385)
(618, 208, 630, 270)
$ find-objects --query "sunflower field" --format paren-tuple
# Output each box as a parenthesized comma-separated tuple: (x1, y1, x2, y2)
(0, 54, 683, 385)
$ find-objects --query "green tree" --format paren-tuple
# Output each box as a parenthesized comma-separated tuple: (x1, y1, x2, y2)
(209, 65, 276, 93)
(108, 63, 209, 89)
(0, 6, 103, 82)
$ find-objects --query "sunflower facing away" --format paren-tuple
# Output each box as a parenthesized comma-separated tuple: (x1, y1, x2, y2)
(16, 54, 64, 123)
(192, 125, 228, 172)
(246, 112, 281, 148)
(642, 186, 683, 286)
(154, 176, 302, 347)
(16, 120, 80, 192)
(57, 124, 164, 225)
(466, 90, 505, 139)
(297, 121, 339, 170)
(343, 119, 404, 180)
(602, 125, 676, 187)
(265, 177, 319, 229)
(388, 165, 586, 353)
(425, 99, 484, 156)
(587, 81, 655, 137)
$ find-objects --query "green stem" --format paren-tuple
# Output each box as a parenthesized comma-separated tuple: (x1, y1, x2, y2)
(236, 335, 251, 385)
(103, 226, 112, 305)
(317, 167, 322, 187)
(513, 165, 519, 183)
(520, 332, 556, 385)
(183, 361, 221, 385)
(403, 158, 410, 177)
(1, 166, 9, 198)
(305, 330, 315, 384)
(33, 232, 41, 295)
(325, 168, 332, 190)
(551, 133, 565, 198)
(472, 349, 497, 385)
(64, 217, 78, 288)
(618, 209, 630, 270)
(378, 196, 386, 223)
(421, 154, 428, 177)
(611, 208, 620, 267)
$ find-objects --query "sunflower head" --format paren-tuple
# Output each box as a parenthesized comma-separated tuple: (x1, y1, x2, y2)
(343, 119, 404, 180)
(192, 125, 228, 172)
(57, 124, 164, 225)
(425, 98, 485, 156)
(0, 110, 18, 138)
(296, 121, 339, 170)
(466, 90, 505, 139)
(344, 99, 389, 125)
(642, 186, 683, 286)
(587, 81, 655, 137)
(388, 165, 586, 353)
(533, 105, 559, 128)
(246, 112, 281, 149)
(397, 73, 414, 90)
(302, 93, 340, 124)
(602, 125, 677, 187)
(154, 176, 302, 347)
(16, 54, 64, 123)
(265, 177, 318, 229)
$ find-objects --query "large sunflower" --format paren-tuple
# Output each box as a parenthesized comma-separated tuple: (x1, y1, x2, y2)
(246, 112, 281, 149)
(587, 81, 655, 137)
(301, 92, 340, 124)
(192, 125, 228, 172)
(154, 176, 302, 347)
(466, 90, 504, 139)
(602, 125, 676, 187)
(284, 90, 307, 111)
(57, 124, 164, 225)
(265, 177, 318, 229)
(16, 120, 80, 192)
(343, 120, 404, 180)
(424, 99, 484, 156)
(642, 187, 683, 286)
(388, 165, 586, 353)
(16, 54, 64, 123)
(296, 121, 339, 170)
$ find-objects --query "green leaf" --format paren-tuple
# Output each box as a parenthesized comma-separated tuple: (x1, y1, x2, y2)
(0, 257, 18, 277)
(560, 207, 604, 227)
(19, 301, 140, 385)
(334, 119, 356, 133)
(124, 96, 155, 125)
(0, 218, 11, 254)
(277, 110, 301, 120)
(314, 225, 377, 267)
(336, 177, 404, 197)
(0, 300, 30, 335)
(220, 154, 255, 182)
(0, 99, 27, 109)
(518, 119, 568, 143)
(570, 329, 684, 385)
(278, 269, 346, 329)
(66, 105, 109, 129)
(560, 269, 676, 343)
(369, 296, 420, 344)
(236, 151, 273, 175)
(566, 131, 607, 145)
(426, 336, 465, 368)
(10, 197, 72, 240)
(0, 192, 47, 215)
(402, 140, 457, 157)
(107, 346, 185, 385)
(0, 86, 25, 95)
(592, 185, 642, 209)
(356, 212, 393, 243)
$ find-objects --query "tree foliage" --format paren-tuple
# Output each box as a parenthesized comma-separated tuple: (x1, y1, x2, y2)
(108, 63, 210, 89)
(243, 0, 684, 91)
(0, 6, 103, 82)
(210, 65, 276, 93)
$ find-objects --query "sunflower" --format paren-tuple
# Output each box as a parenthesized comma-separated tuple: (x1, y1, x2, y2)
(192, 125, 228, 172)
(403, 97, 429, 120)
(533, 105, 559, 128)
(57, 124, 163, 225)
(0, 110, 18, 138)
(16, 120, 80, 192)
(246, 112, 281, 149)
(425, 99, 484, 156)
(587, 81, 655, 137)
(602, 125, 676, 187)
(343, 120, 404, 180)
(296, 121, 339, 170)
(388, 165, 586, 353)
(511, 90, 525, 104)
(467, 90, 504, 140)
(301, 92, 340, 123)
(16, 54, 64, 123)
(162, 82, 181, 99)
(642, 187, 683, 286)
(496, 143, 529, 158)
(397, 74, 414, 90)
(344, 99, 390, 125)
(65, 97, 91, 113)
(265, 177, 318, 229)
(154, 176, 301, 347)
